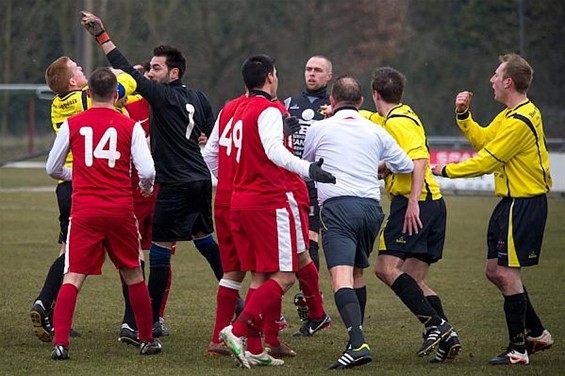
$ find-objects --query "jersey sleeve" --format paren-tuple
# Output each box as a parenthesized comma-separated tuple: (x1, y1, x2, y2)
(202, 111, 221, 177)
(46, 121, 72, 181)
(116, 72, 137, 101)
(131, 122, 155, 192)
(386, 117, 428, 161)
(456, 111, 500, 151)
(360, 109, 385, 125)
(446, 117, 533, 178)
(258, 107, 310, 178)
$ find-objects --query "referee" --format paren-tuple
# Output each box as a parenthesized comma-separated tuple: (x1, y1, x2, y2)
(433, 53, 553, 366)
(303, 75, 413, 369)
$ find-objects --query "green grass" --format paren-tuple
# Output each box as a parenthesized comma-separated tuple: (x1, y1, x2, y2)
(1, 167, 564, 375)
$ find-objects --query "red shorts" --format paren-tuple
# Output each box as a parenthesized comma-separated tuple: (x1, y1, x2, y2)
(231, 205, 298, 273)
(288, 189, 310, 254)
(66, 213, 141, 275)
(214, 205, 240, 273)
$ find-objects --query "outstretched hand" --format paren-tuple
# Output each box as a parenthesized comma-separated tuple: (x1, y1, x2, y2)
(80, 11, 105, 37)
(309, 158, 336, 184)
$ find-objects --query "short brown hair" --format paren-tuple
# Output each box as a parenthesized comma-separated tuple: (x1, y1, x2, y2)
(45, 56, 72, 95)
(88, 67, 117, 102)
(500, 53, 533, 94)
(371, 67, 406, 104)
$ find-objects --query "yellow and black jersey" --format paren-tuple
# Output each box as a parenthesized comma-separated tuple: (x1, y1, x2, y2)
(359, 109, 385, 126)
(49, 72, 137, 169)
(446, 100, 551, 198)
(365, 105, 441, 200)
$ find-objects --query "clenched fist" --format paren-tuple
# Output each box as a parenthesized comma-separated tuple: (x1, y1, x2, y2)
(455, 91, 473, 114)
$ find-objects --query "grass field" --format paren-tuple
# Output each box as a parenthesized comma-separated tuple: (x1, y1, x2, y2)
(1, 167, 563, 375)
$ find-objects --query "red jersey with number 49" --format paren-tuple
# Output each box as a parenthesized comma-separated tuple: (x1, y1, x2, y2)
(67, 108, 138, 216)
(215, 95, 246, 207)
(231, 95, 290, 210)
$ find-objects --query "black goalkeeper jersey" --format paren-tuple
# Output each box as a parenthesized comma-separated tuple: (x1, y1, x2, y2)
(107, 49, 214, 185)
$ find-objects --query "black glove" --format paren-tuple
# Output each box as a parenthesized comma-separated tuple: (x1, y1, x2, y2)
(309, 158, 336, 184)
(283, 115, 300, 138)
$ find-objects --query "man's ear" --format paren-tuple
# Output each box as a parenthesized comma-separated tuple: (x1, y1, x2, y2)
(357, 96, 365, 109)
(170, 67, 180, 80)
(329, 95, 336, 108)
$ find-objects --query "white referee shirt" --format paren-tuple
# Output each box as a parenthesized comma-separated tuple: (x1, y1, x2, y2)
(302, 107, 413, 204)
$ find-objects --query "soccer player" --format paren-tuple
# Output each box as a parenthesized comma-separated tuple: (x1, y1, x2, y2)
(46, 67, 160, 360)
(81, 11, 223, 336)
(284, 55, 332, 272)
(432, 53, 553, 365)
(31, 56, 136, 343)
(218, 54, 336, 369)
(202, 93, 247, 357)
(303, 75, 413, 369)
(369, 67, 460, 362)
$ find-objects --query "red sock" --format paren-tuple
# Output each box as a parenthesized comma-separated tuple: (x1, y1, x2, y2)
(128, 281, 154, 343)
(211, 284, 239, 343)
(299, 261, 325, 320)
(233, 280, 283, 354)
(53, 283, 79, 348)
(232, 287, 255, 337)
(159, 266, 172, 318)
(263, 293, 282, 348)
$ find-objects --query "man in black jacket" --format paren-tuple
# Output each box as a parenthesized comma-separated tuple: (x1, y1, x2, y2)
(81, 11, 223, 338)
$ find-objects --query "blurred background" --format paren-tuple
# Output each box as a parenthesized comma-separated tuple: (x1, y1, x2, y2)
(1, 0, 564, 163)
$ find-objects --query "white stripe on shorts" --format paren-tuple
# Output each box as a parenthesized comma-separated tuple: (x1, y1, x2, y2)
(276, 207, 293, 271)
(286, 191, 306, 254)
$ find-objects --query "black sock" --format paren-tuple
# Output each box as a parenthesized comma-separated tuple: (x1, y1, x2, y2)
(391, 273, 442, 327)
(122, 261, 145, 329)
(523, 286, 544, 337)
(334, 288, 365, 349)
(426, 295, 448, 322)
(355, 286, 367, 324)
(37, 254, 65, 308)
(194, 235, 223, 281)
(309, 241, 320, 270)
(148, 245, 171, 323)
(504, 293, 527, 352)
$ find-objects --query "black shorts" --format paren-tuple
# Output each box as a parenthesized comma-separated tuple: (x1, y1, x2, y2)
(378, 196, 446, 265)
(320, 196, 384, 269)
(152, 180, 214, 242)
(306, 180, 320, 232)
(487, 195, 547, 267)
(56, 181, 72, 244)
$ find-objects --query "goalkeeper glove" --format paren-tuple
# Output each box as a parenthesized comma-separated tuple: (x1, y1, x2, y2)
(80, 11, 111, 45)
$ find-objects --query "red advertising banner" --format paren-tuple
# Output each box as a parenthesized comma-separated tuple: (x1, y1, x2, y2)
(429, 150, 478, 165)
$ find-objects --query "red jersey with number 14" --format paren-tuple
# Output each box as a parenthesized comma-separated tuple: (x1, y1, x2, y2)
(67, 108, 139, 216)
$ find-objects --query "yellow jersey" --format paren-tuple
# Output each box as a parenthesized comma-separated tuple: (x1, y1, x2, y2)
(446, 100, 551, 197)
(363, 106, 441, 200)
(49, 72, 137, 169)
